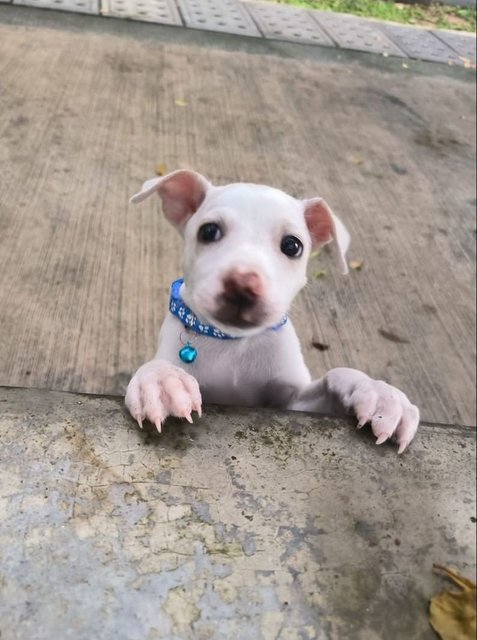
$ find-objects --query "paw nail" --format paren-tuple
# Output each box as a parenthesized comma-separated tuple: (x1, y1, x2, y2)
(155, 421, 162, 434)
(137, 418, 143, 430)
(376, 434, 389, 445)
(184, 413, 193, 424)
(398, 441, 408, 455)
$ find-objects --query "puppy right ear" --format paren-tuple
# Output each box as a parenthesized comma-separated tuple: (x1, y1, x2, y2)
(130, 170, 210, 229)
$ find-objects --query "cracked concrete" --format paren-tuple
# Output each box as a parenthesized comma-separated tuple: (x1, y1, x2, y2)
(0, 386, 475, 639)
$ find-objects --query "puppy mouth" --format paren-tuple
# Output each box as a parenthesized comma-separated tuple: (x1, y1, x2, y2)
(212, 292, 267, 330)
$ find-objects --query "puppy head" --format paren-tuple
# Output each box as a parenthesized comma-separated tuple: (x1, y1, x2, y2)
(131, 170, 350, 336)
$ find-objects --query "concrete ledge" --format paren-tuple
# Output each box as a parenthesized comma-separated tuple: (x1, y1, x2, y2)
(0, 385, 475, 638)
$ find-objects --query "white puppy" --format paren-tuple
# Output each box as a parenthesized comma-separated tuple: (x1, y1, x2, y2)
(126, 170, 419, 453)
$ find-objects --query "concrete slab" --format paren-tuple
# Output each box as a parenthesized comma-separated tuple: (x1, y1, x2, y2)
(433, 29, 477, 64)
(311, 11, 407, 57)
(177, 0, 260, 36)
(245, 1, 335, 47)
(382, 23, 467, 66)
(101, 0, 182, 24)
(13, 0, 98, 14)
(0, 7, 475, 427)
(0, 385, 475, 639)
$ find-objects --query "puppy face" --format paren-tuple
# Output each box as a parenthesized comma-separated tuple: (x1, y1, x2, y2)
(181, 184, 310, 335)
(131, 171, 350, 337)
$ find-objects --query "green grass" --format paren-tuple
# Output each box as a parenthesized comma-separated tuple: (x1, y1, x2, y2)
(267, 0, 477, 32)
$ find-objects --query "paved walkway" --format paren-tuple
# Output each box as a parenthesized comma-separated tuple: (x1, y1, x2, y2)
(0, 5, 475, 425)
(0, 0, 476, 66)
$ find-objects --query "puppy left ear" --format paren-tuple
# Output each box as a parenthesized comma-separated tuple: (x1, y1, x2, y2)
(303, 198, 350, 275)
(130, 170, 210, 230)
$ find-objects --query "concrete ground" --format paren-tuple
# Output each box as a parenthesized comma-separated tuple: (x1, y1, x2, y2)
(0, 5, 476, 639)
(0, 386, 475, 639)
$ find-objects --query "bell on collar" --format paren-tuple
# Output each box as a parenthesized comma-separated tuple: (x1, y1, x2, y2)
(179, 342, 198, 364)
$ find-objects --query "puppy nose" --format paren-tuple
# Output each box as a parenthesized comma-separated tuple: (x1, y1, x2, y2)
(223, 271, 263, 307)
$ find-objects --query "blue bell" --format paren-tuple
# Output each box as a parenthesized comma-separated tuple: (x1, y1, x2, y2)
(179, 342, 198, 364)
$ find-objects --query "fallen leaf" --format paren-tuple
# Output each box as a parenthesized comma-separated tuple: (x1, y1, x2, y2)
(310, 250, 321, 259)
(174, 99, 188, 107)
(349, 260, 364, 271)
(349, 155, 364, 165)
(429, 565, 476, 640)
(402, 63, 409, 69)
(378, 328, 410, 344)
(312, 341, 329, 352)
(364, 169, 384, 179)
(155, 163, 168, 176)
(313, 269, 327, 279)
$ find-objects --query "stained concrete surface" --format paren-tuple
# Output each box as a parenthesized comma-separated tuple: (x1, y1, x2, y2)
(0, 386, 475, 640)
(0, 6, 476, 426)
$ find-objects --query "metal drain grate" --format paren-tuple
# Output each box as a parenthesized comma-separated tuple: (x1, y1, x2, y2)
(382, 24, 466, 65)
(245, 1, 334, 46)
(311, 11, 406, 57)
(101, 0, 182, 24)
(177, 0, 260, 36)
(433, 30, 476, 63)
(13, 0, 98, 12)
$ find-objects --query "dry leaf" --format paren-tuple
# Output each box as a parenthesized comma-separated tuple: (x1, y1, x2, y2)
(312, 341, 329, 352)
(349, 155, 364, 165)
(174, 99, 188, 107)
(402, 63, 409, 69)
(429, 565, 476, 640)
(349, 260, 364, 271)
(378, 328, 410, 344)
(310, 250, 321, 259)
(155, 163, 168, 176)
(313, 269, 327, 279)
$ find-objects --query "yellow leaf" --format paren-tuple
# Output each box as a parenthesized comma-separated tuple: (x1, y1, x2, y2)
(402, 63, 409, 69)
(310, 250, 321, 259)
(429, 565, 476, 640)
(155, 163, 168, 176)
(175, 99, 188, 107)
(349, 155, 364, 165)
(349, 260, 364, 271)
(313, 269, 327, 279)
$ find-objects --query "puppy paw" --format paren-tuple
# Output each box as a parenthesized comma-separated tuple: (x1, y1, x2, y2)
(125, 360, 202, 433)
(326, 368, 420, 453)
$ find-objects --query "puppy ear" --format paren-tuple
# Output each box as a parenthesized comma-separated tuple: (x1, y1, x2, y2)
(130, 170, 210, 229)
(303, 198, 350, 275)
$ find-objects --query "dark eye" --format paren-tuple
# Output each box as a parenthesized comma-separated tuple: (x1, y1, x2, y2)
(197, 223, 223, 243)
(281, 235, 303, 258)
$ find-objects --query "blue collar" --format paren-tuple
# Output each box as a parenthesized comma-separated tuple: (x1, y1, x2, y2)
(169, 278, 287, 340)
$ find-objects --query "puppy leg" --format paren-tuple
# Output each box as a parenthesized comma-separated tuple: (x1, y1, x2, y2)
(125, 359, 202, 433)
(289, 367, 419, 454)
